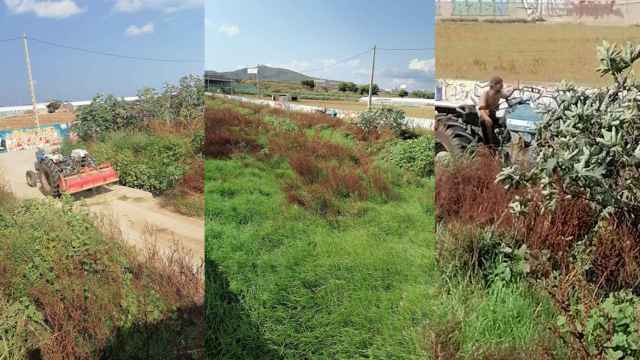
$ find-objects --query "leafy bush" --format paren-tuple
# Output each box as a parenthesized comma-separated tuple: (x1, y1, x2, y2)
(74, 94, 142, 141)
(387, 134, 435, 177)
(356, 107, 407, 138)
(499, 41, 640, 229)
(437, 224, 529, 285)
(74, 75, 203, 141)
(557, 290, 640, 359)
(91, 131, 191, 194)
(398, 89, 409, 97)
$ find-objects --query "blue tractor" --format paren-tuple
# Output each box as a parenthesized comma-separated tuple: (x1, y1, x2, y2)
(433, 86, 548, 165)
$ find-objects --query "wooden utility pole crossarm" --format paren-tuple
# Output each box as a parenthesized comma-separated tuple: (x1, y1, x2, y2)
(22, 33, 40, 128)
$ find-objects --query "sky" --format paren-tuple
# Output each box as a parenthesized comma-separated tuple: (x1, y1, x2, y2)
(0, 0, 203, 107)
(205, 0, 435, 91)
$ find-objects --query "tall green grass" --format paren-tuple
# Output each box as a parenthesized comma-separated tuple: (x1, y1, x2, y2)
(206, 155, 435, 359)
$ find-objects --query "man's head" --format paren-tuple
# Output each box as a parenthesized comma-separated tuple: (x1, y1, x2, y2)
(489, 76, 503, 92)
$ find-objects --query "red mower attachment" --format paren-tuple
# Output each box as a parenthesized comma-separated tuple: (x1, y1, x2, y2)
(27, 148, 120, 197)
(59, 163, 119, 195)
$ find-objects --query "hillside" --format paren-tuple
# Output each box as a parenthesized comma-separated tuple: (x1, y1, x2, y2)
(206, 65, 326, 83)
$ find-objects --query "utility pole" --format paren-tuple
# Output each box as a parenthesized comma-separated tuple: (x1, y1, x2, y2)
(368, 45, 376, 109)
(22, 33, 39, 128)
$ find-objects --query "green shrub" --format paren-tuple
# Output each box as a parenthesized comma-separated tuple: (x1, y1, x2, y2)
(0, 296, 49, 360)
(0, 192, 203, 359)
(262, 115, 298, 133)
(92, 131, 191, 194)
(191, 130, 205, 155)
(387, 134, 435, 177)
(74, 94, 142, 141)
(398, 89, 408, 98)
(357, 107, 407, 137)
(437, 225, 529, 286)
(557, 290, 640, 359)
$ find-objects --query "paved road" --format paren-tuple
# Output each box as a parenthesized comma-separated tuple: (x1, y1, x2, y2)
(0, 149, 204, 267)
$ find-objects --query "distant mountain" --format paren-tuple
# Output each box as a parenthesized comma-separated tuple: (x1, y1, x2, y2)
(206, 65, 323, 83)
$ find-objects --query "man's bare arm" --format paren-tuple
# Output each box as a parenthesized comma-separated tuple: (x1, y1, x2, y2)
(501, 86, 515, 98)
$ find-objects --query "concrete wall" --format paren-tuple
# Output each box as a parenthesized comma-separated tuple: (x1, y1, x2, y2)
(0, 123, 71, 153)
(209, 93, 434, 129)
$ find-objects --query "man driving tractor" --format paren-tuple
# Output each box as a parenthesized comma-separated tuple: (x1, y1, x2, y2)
(478, 76, 514, 148)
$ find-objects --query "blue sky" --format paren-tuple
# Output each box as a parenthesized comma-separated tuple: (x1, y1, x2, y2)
(0, 0, 203, 106)
(206, 0, 435, 91)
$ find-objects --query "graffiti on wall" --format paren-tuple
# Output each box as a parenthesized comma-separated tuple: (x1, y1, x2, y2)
(452, 0, 510, 16)
(569, 0, 620, 18)
(437, 79, 557, 107)
(0, 124, 70, 152)
(521, 0, 568, 18)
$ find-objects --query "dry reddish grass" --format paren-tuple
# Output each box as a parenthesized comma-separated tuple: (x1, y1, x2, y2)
(436, 147, 515, 228)
(436, 147, 640, 295)
(204, 108, 263, 158)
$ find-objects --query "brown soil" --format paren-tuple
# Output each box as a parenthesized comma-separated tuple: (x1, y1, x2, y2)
(0, 112, 75, 131)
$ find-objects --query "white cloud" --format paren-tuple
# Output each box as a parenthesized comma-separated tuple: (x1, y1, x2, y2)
(4, 0, 84, 19)
(218, 24, 239, 37)
(408, 58, 435, 74)
(125, 22, 154, 36)
(113, 0, 202, 13)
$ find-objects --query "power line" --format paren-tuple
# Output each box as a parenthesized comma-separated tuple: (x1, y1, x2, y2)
(27, 36, 201, 63)
(0, 37, 21, 43)
(378, 47, 434, 51)
(305, 48, 372, 73)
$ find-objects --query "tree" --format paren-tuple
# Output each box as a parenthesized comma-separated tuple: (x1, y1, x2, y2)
(338, 82, 358, 92)
(359, 84, 379, 95)
(301, 80, 315, 89)
(398, 89, 409, 98)
(410, 90, 434, 99)
(498, 41, 640, 229)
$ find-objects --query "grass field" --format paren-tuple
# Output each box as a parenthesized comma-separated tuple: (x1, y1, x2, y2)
(436, 22, 640, 85)
(205, 98, 438, 358)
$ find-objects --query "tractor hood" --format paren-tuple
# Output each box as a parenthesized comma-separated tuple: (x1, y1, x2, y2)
(506, 103, 544, 134)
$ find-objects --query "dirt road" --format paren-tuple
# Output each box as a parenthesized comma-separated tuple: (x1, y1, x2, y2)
(0, 149, 204, 267)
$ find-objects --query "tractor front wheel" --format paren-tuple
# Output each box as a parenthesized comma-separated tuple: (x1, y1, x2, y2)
(39, 166, 61, 198)
(26, 170, 38, 187)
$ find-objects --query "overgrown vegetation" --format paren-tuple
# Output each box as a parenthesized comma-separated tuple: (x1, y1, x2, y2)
(0, 181, 203, 359)
(205, 97, 435, 358)
(435, 42, 640, 359)
(69, 75, 205, 217)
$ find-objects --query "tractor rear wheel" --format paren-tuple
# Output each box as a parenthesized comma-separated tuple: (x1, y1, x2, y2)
(434, 115, 476, 157)
(26, 170, 38, 187)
